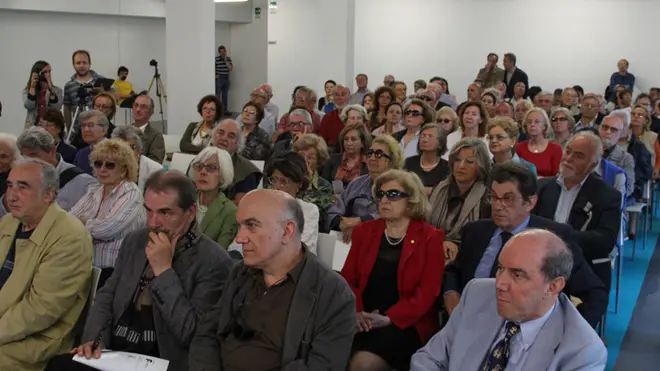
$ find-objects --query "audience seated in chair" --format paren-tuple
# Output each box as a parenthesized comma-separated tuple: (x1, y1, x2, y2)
(0, 127, 96, 219)
(411, 230, 607, 371)
(236, 88, 278, 138)
(342, 169, 445, 371)
(392, 98, 435, 159)
(132, 93, 166, 164)
(320, 123, 371, 187)
(265, 152, 320, 253)
(445, 101, 491, 161)
(371, 101, 404, 137)
(599, 114, 636, 198)
(426, 138, 491, 264)
(73, 110, 109, 174)
(0, 134, 21, 200)
(38, 107, 78, 163)
(272, 108, 315, 156)
(534, 131, 621, 292)
(549, 107, 576, 149)
(630, 104, 660, 180)
(48, 171, 234, 371)
(516, 107, 563, 177)
(444, 162, 608, 327)
(189, 147, 238, 249)
(404, 122, 450, 196)
(275, 86, 322, 139)
(487, 116, 537, 176)
(180, 95, 223, 155)
(209, 119, 263, 205)
(293, 134, 334, 218)
(111, 125, 163, 191)
(69, 139, 146, 268)
(189, 189, 355, 371)
(327, 135, 404, 242)
(70, 93, 117, 150)
(0, 158, 92, 371)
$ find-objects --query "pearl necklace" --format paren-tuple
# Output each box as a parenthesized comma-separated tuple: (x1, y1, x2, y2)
(385, 230, 404, 245)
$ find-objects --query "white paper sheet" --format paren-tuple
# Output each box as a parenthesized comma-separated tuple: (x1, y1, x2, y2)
(73, 351, 169, 371)
(329, 230, 351, 271)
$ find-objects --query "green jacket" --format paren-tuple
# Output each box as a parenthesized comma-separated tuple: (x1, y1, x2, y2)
(199, 192, 239, 249)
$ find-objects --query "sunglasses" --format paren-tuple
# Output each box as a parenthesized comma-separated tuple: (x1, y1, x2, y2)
(367, 149, 391, 160)
(93, 160, 116, 170)
(419, 96, 433, 101)
(437, 118, 452, 124)
(405, 110, 423, 117)
(376, 189, 410, 201)
(551, 117, 569, 122)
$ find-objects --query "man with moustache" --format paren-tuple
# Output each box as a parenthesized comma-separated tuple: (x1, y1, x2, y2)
(48, 170, 233, 371)
(319, 84, 351, 152)
(112, 66, 136, 106)
(412, 229, 607, 370)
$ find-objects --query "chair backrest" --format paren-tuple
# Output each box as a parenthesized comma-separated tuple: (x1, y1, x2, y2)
(251, 160, 265, 188)
(643, 179, 651, 202)
(72, 266, 104, 346)
(329, 230, 351, 271)
(170, 152, 196, 173)
(163, 134, 181, 154)
(317, 233, 336, 268)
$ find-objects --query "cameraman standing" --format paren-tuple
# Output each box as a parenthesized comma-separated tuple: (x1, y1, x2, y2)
(23, 61, 63, 127)
(62, 50, 111, 135)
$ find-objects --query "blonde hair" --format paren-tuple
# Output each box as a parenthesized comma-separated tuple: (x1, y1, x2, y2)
(372, 169, 430, 219)
(522, 107, 553, 138)
(90, 139, 138, 182)
(372, 135, 404, 170)
(632, 103, 653, 132)
(292, 134, 330, 166)
(487, 116, 520, 141)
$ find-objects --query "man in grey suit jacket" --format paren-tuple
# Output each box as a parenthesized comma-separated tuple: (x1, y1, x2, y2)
(59, 170, 234, 371)
(412, 229, 606, 371)
(189, 189, 356, 371)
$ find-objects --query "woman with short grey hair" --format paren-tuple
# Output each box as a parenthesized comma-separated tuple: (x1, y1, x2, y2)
(549, 107, 576, 149)
(340, 104, 369, 129)
(0, 133, 21, 198)
(112, 125, 163, 190)
(426, 138, 491, 263)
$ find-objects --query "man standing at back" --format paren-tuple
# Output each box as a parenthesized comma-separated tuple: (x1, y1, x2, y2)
(412, 229, 607, 371)
(476, 53, 505, 89)
(0, 158, 92, 371)
(350, 73, 371, 104)
(215, 46, 233, 110)
(132, 93, 165, 163)
(189, 189, 356, 370)
(319, 85, 350, 152)
(503, 53, 529, 100)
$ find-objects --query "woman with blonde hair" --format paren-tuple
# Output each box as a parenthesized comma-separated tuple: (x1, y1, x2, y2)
(515, 107, 563, 177)
(487, 117, 537, 176)
(70, 139, 146, 267)
(293, 133, 334, 214)
(436, 106, 458, 134)
(630, 103, 660, 179)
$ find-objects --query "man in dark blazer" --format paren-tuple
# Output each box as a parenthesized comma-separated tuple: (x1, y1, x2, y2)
(533, 131, 621, 293)
(443, 162, 607, 327)
(574, 94, 606, 130)
(132, 93, 165, 164)
(189, 189, 356, 371)
(502, 52, 529, 99)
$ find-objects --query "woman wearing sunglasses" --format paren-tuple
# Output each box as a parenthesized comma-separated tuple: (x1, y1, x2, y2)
(341, 169, 444, 371)
(435, 106, 457, 134)
(70, 139, 146, 267)
(392, 98, 435, 160)
(327, 135, 404, 242)
(549, 107, 576, 149)
(426, 138, 491, 264)
(444, 101, 490, 161)
(111, 125, 163, 191)
(189, 146, 238, 249)
(264, 152, 320, 253)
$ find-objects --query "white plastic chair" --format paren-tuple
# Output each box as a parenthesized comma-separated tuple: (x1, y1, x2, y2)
(169, 153, 196, 174)
(317, 233, 337, 268)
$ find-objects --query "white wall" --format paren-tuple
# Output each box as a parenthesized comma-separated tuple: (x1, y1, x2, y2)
(267, 0, 354, 113)
(353, 0, 659, 102)
(0, 9, 232, 135)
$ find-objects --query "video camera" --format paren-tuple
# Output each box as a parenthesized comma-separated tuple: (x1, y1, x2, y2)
(150, 59, 158, 67)
(77, 83, 96, 100)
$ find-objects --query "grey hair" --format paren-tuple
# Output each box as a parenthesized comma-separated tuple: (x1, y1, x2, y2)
(482, 87, 502, 103)
(523, 229, 573, 282)
(550, 107, 576, 132)
(427, 82, 443, 96)
(289, 109, 312, 124)
(514, 99, 533, 111)
(190, 146, 234, 190)
(17, 126, 56, 153)
(209, 119, 246, 153)
(340, 104, 368, 123)
(609, 109, 631, 130)
(536, 91, 553, 99)
(13, 157, 59, 198)
(0, 133, 23, 161)
(447, 138, 491, 183)
(569, 130, 603, 165)
(111, 125, 144, 153)
(78, 110, 110, 130)
(282, 193, 305, 238)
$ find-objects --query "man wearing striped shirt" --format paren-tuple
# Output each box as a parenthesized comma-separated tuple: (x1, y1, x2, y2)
(215, 45, 233, 112)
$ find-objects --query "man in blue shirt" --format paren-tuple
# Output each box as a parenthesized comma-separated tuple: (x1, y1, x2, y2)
(609, 59, 635, 101)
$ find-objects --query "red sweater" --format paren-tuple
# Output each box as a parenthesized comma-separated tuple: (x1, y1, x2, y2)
(319, 110, 344, 146)
(515, 140, 563, 177)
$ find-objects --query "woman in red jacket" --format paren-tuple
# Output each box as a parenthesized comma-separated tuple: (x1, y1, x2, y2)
(341, 169, 445, 371)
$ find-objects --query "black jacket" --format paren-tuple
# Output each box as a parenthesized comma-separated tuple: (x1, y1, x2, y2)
(574, 112, 606, 128)
(504, 68, 529, 99)
(444, 215, 608, 327)
(626, 134, 653, 199)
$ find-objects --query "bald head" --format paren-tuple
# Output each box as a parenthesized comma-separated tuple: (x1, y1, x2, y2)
(259, 83, 273, 97)
(504, 229, 573, 282)
(467, 83, 481, 101)
(240, 189, 304, 238)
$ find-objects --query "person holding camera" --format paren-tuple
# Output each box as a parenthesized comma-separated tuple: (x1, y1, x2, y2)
(23, 61, 64, 127)
(215, 45, 233, 109)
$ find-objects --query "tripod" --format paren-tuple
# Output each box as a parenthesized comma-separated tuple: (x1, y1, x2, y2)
(66, 101, 89, 144)
(147, 63, 167, 127)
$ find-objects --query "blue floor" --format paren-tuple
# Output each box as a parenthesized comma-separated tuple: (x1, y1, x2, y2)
(605, 214, 659, 370)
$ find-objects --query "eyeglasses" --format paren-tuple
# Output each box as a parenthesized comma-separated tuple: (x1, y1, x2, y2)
(487, 191, 521, 207)
(287, 121, 310, 128)
(551, 117, 569, 122)
(38, 120, 56, 128)
(600, 124, 620, 133)
(376, 189, 410, 201)
(81, 122, 101, 129)
(418, 96, 433, 102)
(202, 107, 217, 112)
(192, 163, 219, 173)
(242, 108, 257, 116)
(268, 176, 294, 186)
(405, 110, 423, 117)
(632, 112, 646, 118)
(93, 160, 116, 170)
(487, 133, 510, 142)
(367, 149, 391, 159)
(437, 118, 452, 124)
(94, 104, 114, 110)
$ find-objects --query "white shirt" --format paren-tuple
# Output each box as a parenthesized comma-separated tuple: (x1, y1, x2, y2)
(554, 175, 588, 224)
(443, 129, 492, 161)
(297, 198, 319, 254)
(138, 155, 164, 191)
(400, 130, 421, 159)
(135, 122, 149, 132)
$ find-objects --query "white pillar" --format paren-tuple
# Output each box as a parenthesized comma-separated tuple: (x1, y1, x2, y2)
(166, 0, 215, 135)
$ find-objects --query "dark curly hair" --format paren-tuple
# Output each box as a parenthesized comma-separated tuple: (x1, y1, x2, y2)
(197, 94, 224, 122)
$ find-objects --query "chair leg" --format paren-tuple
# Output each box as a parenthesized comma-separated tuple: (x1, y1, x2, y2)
(615, 247, 622, 314)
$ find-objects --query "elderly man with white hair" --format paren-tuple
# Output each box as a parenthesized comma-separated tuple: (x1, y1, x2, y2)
(0, 134, 21, 200)
(534, 90, 554, 115)
(111, 125, 163, 190)
(427, 82, 457, 111)
(259, 83, 280, 119)
(236, 88, 278, 138)
(598, 114, 636, 198)
(610, 108, 652, 201)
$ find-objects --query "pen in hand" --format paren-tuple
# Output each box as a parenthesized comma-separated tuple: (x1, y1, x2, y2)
(74, 317, 112, 359)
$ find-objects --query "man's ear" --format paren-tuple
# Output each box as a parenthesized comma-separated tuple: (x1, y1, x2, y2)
(547, 277, 566, 296)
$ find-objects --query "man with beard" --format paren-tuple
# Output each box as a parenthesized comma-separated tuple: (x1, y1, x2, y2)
(598, 115, 635, 198)
(62, 50, 112, 135)
(112, 66, 136, 106)
(47, 170, 233, 371)
(534, 131, 621, 295)
(319, 85, 350, 152)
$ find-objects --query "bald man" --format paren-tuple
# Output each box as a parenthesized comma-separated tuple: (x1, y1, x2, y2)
(413, 229, 606, 371)
(259, 83, 280, 119)
(467, 83, 481, 101)
(189, 189, 356, 371)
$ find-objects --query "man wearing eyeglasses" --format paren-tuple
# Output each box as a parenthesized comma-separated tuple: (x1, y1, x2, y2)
(272, 109, 314, 157)
(575, 95, 605, 130)
(274, 87, 322, 142)
(444, 162, 607, 327)
(73, 110, 110, 174)
(598, 115, 635, 198)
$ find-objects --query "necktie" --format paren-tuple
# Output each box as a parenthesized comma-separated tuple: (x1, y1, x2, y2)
(489, 231, 513, 277)
(482, 321, 520, 371)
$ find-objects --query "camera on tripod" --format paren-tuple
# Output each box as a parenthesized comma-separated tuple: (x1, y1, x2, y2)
(149, 59, 158, 67)
(77, 84, 95, 100)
